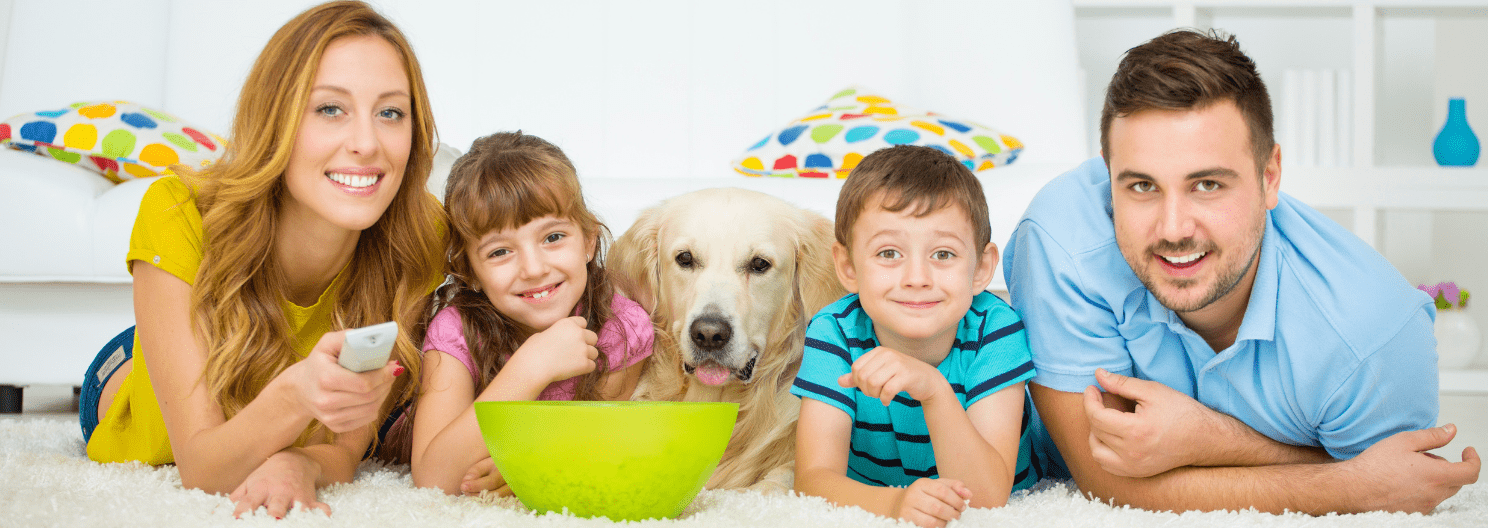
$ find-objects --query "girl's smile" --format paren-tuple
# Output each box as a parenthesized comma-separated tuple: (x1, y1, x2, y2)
(467, 215, 594, 334)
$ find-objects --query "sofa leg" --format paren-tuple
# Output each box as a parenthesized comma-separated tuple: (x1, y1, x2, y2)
(0, 385, 20, 414)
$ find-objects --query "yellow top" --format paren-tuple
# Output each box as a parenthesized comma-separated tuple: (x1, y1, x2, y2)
(87, 176, 341, 464)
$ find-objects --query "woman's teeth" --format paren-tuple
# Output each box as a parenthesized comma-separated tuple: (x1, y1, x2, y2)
(1162, 251, 1206, 264)
(328, 172, 378, 188)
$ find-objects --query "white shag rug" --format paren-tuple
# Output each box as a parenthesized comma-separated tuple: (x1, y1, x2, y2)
(3, 417, 1484, 527)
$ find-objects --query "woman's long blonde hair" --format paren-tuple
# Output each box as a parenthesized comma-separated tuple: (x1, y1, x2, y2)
(182, 0, 443, 444)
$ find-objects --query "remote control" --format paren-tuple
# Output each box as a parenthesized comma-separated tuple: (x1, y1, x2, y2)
(338, 321, 398, 373)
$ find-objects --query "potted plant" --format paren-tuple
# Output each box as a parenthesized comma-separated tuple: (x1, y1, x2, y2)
(1419, 282, 1480, 369)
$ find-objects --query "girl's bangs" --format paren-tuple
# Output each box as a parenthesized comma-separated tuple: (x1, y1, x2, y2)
(451, 168, 579, 243)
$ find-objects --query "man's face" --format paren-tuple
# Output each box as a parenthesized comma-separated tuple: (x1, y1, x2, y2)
(1107, 100, 1279, 315)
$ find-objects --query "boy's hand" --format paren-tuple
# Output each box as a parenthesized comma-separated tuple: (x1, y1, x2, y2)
(838, 347, 951, 406)
(508, 316, 599, 386)
(893, 477, 972, 528)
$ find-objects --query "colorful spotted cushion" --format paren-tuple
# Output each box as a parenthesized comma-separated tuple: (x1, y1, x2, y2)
(732, 87, 1023, 178)
(0, 101, 226, 183)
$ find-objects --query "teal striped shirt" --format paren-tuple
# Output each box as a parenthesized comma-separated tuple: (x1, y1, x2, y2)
(791, 291, 1039, 491)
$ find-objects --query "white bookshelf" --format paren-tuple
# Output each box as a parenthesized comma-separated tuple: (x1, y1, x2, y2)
(1073, 1, 1488, 395)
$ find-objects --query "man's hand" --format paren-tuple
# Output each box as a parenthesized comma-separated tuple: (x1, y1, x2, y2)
(892, 478, 971, 528)
(1083, 368, 1226, 477)
(1340, 424, 1481, 514)
(838, 347, 951, 406)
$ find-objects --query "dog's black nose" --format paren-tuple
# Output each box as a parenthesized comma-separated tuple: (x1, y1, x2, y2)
(690, 315, 732, 351)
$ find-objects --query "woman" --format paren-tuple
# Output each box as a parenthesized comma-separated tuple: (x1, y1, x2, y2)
(78, 1, 443, 518)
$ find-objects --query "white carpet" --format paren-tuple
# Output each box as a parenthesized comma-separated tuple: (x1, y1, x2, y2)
(3, 417, 1484, 527)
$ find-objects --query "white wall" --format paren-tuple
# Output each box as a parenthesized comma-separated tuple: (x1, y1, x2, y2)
(1, 0, 1088, 180)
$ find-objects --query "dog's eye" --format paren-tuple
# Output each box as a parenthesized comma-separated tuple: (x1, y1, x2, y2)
(749, 257, 771, 274)
(675, 251, 695, 269)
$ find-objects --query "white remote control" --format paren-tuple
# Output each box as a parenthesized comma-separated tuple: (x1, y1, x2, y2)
(338, 321, 398, 373)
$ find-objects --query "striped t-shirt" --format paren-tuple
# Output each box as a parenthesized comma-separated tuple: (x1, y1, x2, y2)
(791, 291, 1039, 491)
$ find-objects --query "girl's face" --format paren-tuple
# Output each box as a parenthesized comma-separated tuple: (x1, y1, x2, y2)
(282, 34, 413, 235)
(466, 215, 595, 335)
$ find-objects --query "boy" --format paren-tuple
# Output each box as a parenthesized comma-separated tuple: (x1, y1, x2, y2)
(792, 145, 1037, 528)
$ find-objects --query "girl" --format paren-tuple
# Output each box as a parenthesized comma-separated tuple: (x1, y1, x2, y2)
(79, 1, 443, 518)
(407, 132, 654, 495)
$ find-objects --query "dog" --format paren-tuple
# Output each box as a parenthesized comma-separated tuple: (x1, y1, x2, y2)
(609, 188, 845, 492)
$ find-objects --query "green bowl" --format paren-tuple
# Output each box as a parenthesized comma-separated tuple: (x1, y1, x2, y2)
(473, 401, 738, 521)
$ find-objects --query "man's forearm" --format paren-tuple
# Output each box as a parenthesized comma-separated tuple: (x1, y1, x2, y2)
(1199, 410, 1334, 467)
(1085, 459, 1356, 515)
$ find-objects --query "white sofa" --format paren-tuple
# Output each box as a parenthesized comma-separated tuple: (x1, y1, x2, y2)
(0, 0, 1088, 406)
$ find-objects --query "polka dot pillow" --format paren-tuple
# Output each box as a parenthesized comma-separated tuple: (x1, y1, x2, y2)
(0, 101, 226, 183)
(732, 87, 1023, 178)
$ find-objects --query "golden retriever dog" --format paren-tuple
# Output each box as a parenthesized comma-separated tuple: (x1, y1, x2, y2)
(609, 188, 845, 492)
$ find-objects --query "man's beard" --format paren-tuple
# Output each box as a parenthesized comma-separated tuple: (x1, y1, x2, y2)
(1125, 223, 1264, 314)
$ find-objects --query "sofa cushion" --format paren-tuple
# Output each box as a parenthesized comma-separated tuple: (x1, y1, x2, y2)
(1, 101, 227, 183)
(731, 87, 1024, 178)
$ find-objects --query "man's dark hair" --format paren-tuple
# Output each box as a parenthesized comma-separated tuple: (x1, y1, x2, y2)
(1100, 29, 1274, 172)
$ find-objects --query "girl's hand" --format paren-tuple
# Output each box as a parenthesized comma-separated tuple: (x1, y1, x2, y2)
(230, 450, 329, 519)
(508, 316, 599, 386)
(893, 478, 972, 528)
(284, 330, 402, 433)
(461, 457, 513, 497)
(838, 347, 952, 406)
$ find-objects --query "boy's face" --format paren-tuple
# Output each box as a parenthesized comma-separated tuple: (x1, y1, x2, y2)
(832, 196, 997, 356)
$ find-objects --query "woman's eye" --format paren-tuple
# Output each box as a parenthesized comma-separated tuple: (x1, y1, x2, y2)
(932, 250, 955, 261)
(316, 104, 344, 117)
(876, 249, 901, 260)
(675, 251, 694, 269)
(545, 232, 566, 244)
(749, 257, 771, 274)
(378, 107, 406, 121)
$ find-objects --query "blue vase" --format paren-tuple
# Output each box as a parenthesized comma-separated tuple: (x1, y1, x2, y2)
(1434, 98, 1480, 166)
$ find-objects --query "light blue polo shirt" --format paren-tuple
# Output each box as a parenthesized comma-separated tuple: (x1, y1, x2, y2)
(1003, 158, 1439, 460)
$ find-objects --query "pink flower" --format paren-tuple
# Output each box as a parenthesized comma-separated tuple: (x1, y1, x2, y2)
(1440, 282, 1461, 304)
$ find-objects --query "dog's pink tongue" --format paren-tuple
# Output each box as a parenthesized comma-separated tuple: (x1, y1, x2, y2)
(695, 364, 732, 386)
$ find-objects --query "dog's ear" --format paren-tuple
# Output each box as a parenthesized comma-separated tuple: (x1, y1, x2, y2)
(609, 205, 662, 313)
(794, 210, 848, 318)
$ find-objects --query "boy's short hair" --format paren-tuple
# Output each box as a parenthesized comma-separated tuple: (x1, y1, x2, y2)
(835, 145, 991, 254)
(1101, 29, 1274, 174)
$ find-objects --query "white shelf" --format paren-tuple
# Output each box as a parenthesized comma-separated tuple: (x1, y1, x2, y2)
(1441, 369, 1488, 394)
(1283, 166, 1488, 211)
(1073, 1, 1488, 9)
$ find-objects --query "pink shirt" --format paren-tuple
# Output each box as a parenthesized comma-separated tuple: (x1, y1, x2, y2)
(421, 293, 654, 400)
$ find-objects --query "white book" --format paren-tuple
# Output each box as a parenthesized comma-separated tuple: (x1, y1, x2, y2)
(1281, 68, 1301, 168)
(1318, 69, 1337, 168)
(1336, 69, 1353, 168)
(1298, 69, 1319, 167)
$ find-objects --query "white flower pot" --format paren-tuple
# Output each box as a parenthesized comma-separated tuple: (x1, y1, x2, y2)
(1435, 310, 1483, 369)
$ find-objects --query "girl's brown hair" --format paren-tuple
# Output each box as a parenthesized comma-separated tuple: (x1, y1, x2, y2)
(182, 0, 443, 445)
(439, 131, 618, 401)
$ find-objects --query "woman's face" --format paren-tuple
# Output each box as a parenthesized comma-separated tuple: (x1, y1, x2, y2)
(282, 34, 413, 234)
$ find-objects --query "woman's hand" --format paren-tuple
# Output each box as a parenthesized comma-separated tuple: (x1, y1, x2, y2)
(460, 457, 513, 497)
(506, 316, 599, 387)
(283, 330, 403, 433)
(230, 450, 329, 519)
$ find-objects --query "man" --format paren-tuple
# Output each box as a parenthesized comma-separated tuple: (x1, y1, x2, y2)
(1004, 29, 1480, 514)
